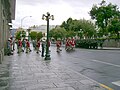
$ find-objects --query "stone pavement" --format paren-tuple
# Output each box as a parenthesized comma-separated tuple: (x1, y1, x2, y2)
(0, 58, 10, 90)
(1, 47, 109, 90)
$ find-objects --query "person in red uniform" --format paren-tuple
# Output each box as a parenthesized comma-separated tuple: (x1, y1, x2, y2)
(65, 38, 71, 50)
(18, 39, 22, 53)
(36, 39, 40, 53)
(71, 37, 75, 50)
(26, 39, 30, 53)
(56, 38, 62, 52)
(71, 37, 75, 47)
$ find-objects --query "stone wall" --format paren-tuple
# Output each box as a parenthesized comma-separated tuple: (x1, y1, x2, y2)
(103, 39, 120, 47)
(0, 0, 16, 63)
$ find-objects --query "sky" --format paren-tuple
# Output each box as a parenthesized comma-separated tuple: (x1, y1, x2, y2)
(12, 0, 120, 29)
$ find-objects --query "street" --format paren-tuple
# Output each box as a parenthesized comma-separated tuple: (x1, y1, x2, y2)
(50, 46, 120, 90)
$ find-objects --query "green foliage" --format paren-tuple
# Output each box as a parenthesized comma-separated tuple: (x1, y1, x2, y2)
(61, 18, 96, 39)
(76, 38, 106, 49)
(107, 17, 120, 39)
(66, 30, 76, 38)
(37, 32, 43, 40)
(15, 31, 21, 39)
(61, 18, 73, 31)
(30, 31, 37, 40)
(107, 17, 120, 33)
(89, 0, 120, 36)
(15, 30, 26, 39)
(79, 19, 96, 39)
(49, 27, 66, 40)
(76, 39, 98, 49)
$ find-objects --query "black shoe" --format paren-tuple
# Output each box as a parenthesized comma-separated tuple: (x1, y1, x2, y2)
(36, 52, 39, 53)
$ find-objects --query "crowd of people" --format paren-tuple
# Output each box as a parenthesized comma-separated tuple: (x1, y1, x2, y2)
(6, 37, 76, 56)
(56, 37, 76, 52)
(6, 37, 49, 57)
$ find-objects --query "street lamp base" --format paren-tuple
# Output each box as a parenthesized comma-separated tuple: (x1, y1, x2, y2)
(44, 54, 51, 60)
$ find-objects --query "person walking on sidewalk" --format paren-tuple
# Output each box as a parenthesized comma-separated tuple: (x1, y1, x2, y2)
(32, 40, 36, 50)
(56, 38, 62, 52)
(26, 39, 30, 53)
(7, 39, 12, 55)
(36, 39, 40, 54)
(41, 39, 46, 57)
(22, 39, 26, 52)
(17, 39, 22, 53)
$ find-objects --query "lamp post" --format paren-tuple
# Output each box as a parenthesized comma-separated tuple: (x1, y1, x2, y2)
(27, 29, 31, 41)
(42, 12, 54, 60)
(21, 16, 32, 29)
(20, 16, 32, 39)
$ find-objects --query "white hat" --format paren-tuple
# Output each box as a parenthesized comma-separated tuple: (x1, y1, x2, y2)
(8, 38, 11, 40)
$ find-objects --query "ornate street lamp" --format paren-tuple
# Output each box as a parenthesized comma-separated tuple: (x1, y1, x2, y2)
(42, 12, 54, 60)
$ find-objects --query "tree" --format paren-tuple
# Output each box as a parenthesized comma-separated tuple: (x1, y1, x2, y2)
(37, 32, 43, 40)
(79, 19, 96, 39)
(49, 27, 67, 40)
(29, 31, 37, 40)
(89, 0, 120, 36)
(69, 19, 81, 32)
(61, 18, 96, 39)
(60, 17, 73, 31)
(107, 16, 120, 39)
(66, 30, 76, 38)
(15, 31, 21, 39)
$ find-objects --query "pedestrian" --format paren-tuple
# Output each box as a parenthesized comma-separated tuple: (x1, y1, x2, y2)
(41, 39, 46, 57)
(70, 37, 76, 50)
(32, 40, 36, 50)
(17, 39, 22, 53)
(65, 38, 71, 50)
(36, 39, 40, 53)
(48, 40, 51, 52)
(56, 38, 62, 52)
(10, 37, 14, 52)
(12, 38, 15, 51)
(7, 38, 12, 55)
(26, 39, 30, 53)
(22, 39, 26, 51)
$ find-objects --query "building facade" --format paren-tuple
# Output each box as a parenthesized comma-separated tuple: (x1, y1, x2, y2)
(0, 0, 16, 63)
(30, 25, 56, 33)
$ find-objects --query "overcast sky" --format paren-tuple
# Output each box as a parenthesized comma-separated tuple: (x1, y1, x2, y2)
(12, 0, 120, 29)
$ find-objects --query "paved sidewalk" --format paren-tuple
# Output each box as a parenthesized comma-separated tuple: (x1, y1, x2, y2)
(102, 47, 120, 50)
(1, 48, 109, 90)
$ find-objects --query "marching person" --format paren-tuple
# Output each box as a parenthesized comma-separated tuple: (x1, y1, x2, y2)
(70, 37, 76, 50)
(22, 39, 26, 51)
(17, 39, 22, 53)
(32, 40, 36, 50)
(26, 39, 30, 53)
(65, 38, 71, 51)
(36, 39, 40, 53)
(56, 38, 62, 52)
